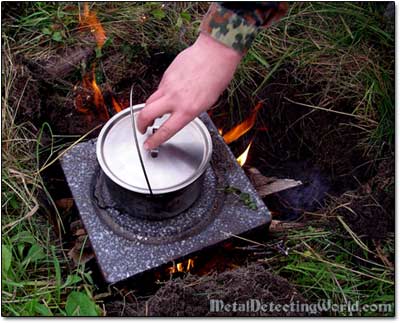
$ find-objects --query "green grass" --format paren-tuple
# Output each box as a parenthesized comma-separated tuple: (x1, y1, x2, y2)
(3, 2, 202, 58)
(2, 1, 394, 317)
(229, 2, 394, 150)
(1, 44, 101, 316)
(270, 226, 394, 316)
(229, 218, 394, 316)
(4, 2, 393, 148)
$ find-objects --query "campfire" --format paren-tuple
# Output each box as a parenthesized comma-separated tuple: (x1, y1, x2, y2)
(222, 102, 263, 145)
(74, 4, 125, 124)
(79, 3, 107, 48)
(167, 258, 195, 275)
(236, 140, 253, 167)
(220, 102, 263, 167)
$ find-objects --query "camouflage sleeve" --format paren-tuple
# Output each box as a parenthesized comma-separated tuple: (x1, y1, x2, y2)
(200, 2, 288, 54)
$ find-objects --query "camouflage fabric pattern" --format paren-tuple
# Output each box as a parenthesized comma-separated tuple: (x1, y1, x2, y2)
(200, 2, 288, 54)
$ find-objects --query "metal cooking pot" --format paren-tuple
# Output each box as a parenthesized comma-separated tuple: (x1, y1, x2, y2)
(96, 104, 212, 220)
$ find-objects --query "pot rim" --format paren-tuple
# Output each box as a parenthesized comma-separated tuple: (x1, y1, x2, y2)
(96, 104, 213, 195)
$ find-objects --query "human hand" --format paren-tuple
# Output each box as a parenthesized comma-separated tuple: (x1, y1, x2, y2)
(137, 33, 242, 150)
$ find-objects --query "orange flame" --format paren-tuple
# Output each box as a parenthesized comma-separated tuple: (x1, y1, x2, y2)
(74, 4, 125, 122)
(92, 79, 104, 110)
(111, 97, 123, 113)
(186, 258, 195, 271)
(237, 140, 253, 167)
(223, 102, 263, 144)
(75, 66, 110, 121)
(80, 3, 107, 49)
(168, 259, 195, 275)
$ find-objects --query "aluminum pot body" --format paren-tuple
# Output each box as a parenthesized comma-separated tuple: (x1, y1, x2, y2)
(96, 104, 212, 220)
(103, 170, 204, 220)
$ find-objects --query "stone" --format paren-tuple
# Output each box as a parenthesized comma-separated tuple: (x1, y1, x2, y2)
(61, 113, 271, 283)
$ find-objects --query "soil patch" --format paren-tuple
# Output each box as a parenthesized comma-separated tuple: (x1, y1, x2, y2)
(334, 158, 395, 239)
(5, 62, 42, 125)
(105, 264, 312, 317)
(212, 67, 393, 235)
(17, 48, 175, 136)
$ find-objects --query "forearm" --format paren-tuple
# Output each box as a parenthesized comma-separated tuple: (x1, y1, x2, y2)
(200, 2, 288, 54)
(138, 2, 288, 149)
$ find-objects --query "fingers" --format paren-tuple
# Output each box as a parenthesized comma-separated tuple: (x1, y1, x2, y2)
(146, 89, 163, 104)
(144, 112, 192, 150)
(137, 97, 171, 134)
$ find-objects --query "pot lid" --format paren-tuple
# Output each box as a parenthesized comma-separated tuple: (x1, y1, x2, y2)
(96, 104, 212, 194)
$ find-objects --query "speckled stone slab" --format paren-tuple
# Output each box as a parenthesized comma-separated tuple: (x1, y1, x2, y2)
(61, 113, 271, 283)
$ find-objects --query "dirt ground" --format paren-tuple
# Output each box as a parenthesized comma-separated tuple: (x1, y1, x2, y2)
(105, 264, 311, 317)
(12, 48, 173, 136)
(212, 67, 394, 239)
(334, 158, 395, 239)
